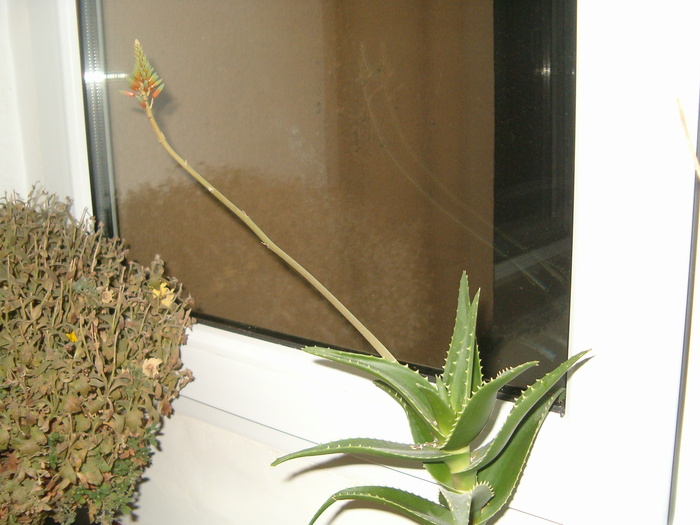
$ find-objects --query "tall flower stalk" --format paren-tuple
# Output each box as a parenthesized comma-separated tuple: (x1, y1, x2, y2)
(123, 40, 397, 363)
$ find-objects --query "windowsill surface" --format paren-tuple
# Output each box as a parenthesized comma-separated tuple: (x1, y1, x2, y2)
(174, 322, 568, 523)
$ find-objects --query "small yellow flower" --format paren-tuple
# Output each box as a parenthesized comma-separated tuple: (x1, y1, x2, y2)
(142, 358, 163, 379)
(152, 282, 176, 308)
(66, 331, 78, 343)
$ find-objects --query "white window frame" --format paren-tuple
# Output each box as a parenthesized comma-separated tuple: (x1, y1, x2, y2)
(3, 1, 700, 523)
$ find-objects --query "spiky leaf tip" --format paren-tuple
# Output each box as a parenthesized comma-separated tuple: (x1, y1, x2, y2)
(442, 273, 483, 411)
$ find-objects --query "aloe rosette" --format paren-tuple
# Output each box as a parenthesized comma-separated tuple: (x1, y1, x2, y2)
(273, 274, 587, 524)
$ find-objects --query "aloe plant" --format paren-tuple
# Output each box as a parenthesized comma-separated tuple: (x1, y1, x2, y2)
(273, 275, 586, 524)
(125, 40, 587, 524)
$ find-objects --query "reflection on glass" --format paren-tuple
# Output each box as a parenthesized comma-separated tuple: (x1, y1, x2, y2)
(82, 1, 575, 388)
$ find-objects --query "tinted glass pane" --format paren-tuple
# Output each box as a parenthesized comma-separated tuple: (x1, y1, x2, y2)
(80, 0, 575, 387)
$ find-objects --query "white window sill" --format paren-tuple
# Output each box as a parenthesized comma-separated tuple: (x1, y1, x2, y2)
(132, 322, 567, 524)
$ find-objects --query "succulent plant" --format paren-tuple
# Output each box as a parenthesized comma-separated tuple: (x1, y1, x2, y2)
(273, 275, 587, 524)
(0, 189, 194, 525)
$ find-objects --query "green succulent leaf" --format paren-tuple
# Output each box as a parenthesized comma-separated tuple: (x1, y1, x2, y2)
(374, 380, 440, 444)
(440, 484, 494, 525)
(272, 437, 457, 467)
(467, 350, 589, 473)
(442, 273, 482, 410)
(472, 389, 562, 524)
(443, 361, 538, 451)
(302, 346, 450, 436)
(308, 486, 454, 525)
(373, 381, 454, 485)
(434, 375, 451, 408)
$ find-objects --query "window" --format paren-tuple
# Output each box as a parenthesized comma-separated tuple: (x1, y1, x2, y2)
(79, 1, 574, 387)
(8, 2, 700, 523)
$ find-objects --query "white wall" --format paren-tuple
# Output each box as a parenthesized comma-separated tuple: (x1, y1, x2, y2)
(0, 1, 26, 193)
(3, 1, 700, 524)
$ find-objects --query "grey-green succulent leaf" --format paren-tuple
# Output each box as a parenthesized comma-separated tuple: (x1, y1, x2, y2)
(272, 437, 456, 467)
(443, 361, 538, 451)
(434, 375, 452, 407)
(472, 389, 562, 524)
(442, 274, 482, 410)
(374, 380, 442, 444)
(372, 382, 455, 486)
(440, 484, 494, 525)
(423, 461, 457, 489)
(302, 346, 450, 436)
(308, 486, 454, 525)
(466, 350, 589, 473)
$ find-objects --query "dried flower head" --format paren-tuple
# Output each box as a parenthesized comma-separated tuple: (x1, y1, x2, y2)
(122, 39, 164, 108)
(142, 358, 163, 379)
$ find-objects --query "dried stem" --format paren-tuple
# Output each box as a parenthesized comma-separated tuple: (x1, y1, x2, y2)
(127, 40, 397, 363)
(677, 98, 700, 180)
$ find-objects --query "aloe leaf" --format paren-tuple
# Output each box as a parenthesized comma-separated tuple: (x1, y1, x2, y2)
(374, 381, 454, 486)
(470, 342, 483, 395)
(416, 381, 458, 433)
(440, 484, 494, 525)
(443, 361, 538, 451)
(440, 490, 472, 525)
(434, 375, 451, 407)
(442, 273, 482, 410)
(466, 350, 588, 472)
(374, 380, 442, 444)
(423, 461, 457, 490)
(308, 486, 453, 525)
(467, 483, 495, 519)
(272, 437, 456, 467)
(469, 389, 561, 524)
(302, 346, 449, 435)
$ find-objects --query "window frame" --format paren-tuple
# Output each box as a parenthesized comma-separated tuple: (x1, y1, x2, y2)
(4, 1, 700, 523)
